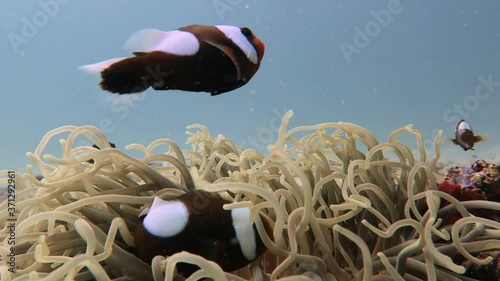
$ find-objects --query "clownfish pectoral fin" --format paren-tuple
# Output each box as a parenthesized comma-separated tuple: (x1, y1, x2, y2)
(203, 39, 243, 80)
(450, 138, 459, 145)
(474, 135, 486, 143)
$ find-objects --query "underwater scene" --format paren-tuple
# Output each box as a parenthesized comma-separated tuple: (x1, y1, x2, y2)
(1, 1, 499, 280)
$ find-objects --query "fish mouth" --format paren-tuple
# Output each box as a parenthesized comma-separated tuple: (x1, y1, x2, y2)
(252, 37, 265, 60)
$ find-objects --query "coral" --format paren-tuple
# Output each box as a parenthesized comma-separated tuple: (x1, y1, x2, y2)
(460, 250, 500, 280)
(438, 160, 500, 225)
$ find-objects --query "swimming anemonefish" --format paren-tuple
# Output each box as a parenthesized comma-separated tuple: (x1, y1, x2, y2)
(134, 190, 270, 275)
(79, 25, 265, 96)
(451, 119, 484, 151)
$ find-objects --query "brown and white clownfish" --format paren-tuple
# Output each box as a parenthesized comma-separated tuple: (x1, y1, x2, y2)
(451, 119, 484, 151)
(134, 190, 271, 275)
(88, 142, 116, 164)
(79, 25, 265, 96)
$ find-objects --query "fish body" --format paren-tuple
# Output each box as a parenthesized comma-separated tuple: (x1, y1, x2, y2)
(80, 25, 265, 96)
(451, 119, 484, 151)
(134, 190, 270, 275)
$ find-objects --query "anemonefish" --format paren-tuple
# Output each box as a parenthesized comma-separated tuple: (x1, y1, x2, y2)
(451, 119, 484, 151)
(134, 190, 270, 275)
(88, 142, 116, 164)
(91, 142, 116, 150)
(79, 25, 265, 96)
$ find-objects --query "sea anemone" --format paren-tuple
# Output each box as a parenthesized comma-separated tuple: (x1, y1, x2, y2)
(1, 110, 499, 280)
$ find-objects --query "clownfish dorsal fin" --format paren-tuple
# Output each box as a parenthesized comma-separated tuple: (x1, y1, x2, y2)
(138, 196, 166, 218)
(203, 39, 242, 80)
(125, 28, 165, 52)
(133, 52, 148, 56)
(124, 28, 199, 56)
(150, 196, 168, 210)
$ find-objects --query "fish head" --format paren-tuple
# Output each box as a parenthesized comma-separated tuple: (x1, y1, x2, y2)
(240, 27, 265, 63)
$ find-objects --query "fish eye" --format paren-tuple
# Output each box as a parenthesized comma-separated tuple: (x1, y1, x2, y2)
(241, 27, 253, 37)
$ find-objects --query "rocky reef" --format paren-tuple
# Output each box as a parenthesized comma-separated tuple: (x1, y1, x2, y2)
(439, 160, 500, 280)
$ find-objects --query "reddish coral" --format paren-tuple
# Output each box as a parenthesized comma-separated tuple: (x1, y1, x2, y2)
(438, 181, 462, 197)
(437, 160, 498, 225)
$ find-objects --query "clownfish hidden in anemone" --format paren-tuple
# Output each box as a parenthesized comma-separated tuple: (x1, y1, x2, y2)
(79, 25, 265, 96)
(451, 119, 485, 151)
(134, 190, 271, 275)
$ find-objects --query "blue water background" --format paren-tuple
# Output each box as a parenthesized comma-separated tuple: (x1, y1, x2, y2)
(1, 0, 499, 172)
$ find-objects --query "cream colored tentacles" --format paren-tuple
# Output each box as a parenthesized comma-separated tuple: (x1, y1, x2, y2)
(0, 110, 497, 281)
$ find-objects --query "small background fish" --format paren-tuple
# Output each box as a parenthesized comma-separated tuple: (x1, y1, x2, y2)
(451, 119, 485, 151)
